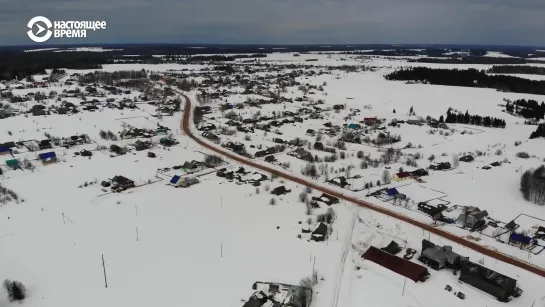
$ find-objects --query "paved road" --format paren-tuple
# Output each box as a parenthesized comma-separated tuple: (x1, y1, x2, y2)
(180, 93, 545, 279)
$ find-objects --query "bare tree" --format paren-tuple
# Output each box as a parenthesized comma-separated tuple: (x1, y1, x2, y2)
(381, 170, 391, 184)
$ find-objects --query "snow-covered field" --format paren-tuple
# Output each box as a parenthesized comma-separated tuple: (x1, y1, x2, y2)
(1, 51, 545, 307)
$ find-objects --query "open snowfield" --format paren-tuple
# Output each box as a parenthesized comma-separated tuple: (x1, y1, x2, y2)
(1, 51, 545, 307)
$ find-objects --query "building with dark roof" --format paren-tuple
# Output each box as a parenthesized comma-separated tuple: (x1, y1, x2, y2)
(459, 261, 518, 302)
(362, 246, 429, 282)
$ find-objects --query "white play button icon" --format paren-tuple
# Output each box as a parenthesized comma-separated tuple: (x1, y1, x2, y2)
(35, 23, 46, 35)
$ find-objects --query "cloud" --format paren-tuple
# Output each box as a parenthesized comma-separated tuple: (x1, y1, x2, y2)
(1, 0, 544, 46)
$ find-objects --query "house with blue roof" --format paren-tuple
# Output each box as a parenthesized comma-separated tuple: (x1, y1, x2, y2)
(386, 188, 399, 197)
(509, 232, 533, 249)
(38, 151, 57, 164)
(170, 175, 181, 186)
(348, 123, 361, 130)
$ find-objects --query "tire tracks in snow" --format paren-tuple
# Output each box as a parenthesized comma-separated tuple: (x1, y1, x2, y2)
(332, 211, 357, 307)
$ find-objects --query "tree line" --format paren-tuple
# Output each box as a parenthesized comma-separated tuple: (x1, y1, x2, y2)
(505, 99, 545, 120)
(530, 124, 545, 139)
(385, 67, 545, 95)
(445, 108, 506, 128)
(78, 70, 148, 85)
(520, 165, 545, 206)
(488, 65, 545, 76)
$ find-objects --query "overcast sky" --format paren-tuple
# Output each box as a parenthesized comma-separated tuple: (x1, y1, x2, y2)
(1, 0, 545, 46)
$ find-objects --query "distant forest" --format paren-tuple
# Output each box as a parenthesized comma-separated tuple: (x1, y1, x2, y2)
(409, 57, 537, 65)
(385, 67, 545, 95)
(445, 108, 506, 128)
(505, 99, 545, 120)
(488, 65, 545, 75)
(0, 51, 266, 81)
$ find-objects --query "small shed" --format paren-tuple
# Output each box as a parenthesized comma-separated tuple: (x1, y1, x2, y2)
(6, 158, 19, 168)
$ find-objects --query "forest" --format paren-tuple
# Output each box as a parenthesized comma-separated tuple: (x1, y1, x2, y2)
(410, 57, 533, 65)
(520, 165, 545, 206)
(505, 99, 545, 120)
(488, 65, 545, 75)
(0, 51, 154, 81)
(385, 67, 545, 95)
(444, 108, 506, 128)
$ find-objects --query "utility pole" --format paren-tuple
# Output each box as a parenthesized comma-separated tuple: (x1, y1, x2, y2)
(136, 227, 139, 242)
(102, 254, 108, 288)
(402, 277, 407, 296)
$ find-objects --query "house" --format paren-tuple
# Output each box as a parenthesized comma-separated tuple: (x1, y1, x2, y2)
(490, 161, 501, 167)
(311, 222, 329, 242)
(456, 208, 489, 229)
(80, 149, 92, 157)
(306, 129, 315, 136)
(224, 142, 246, 154)
(313, 142, 324, 150)
(160, 137, 177, 147)
(458, 261, 518, 302)
(312, 193, 339, 206)
(417, 202, 448, 218)
(392, 171, 412, 182)
(328, 176, 349, 188)
(509, 232, 533, 249)
(381, 240, 402, 255)
(249, 282, 312, 307)
(39, 139, 52, 150)
(271, 185, 291, 196)
(409, 169, 428, 177)
(5, 158, 19, 169)
(202, 132, 220, 142)
(348, 123, 361, 130)
(363, 117, 378, 124)
(459, 155, 474, 162)
(385, 188, 399, 197)
(243, 291, 268, 307)
(169, 175, 181, 186)
(419, 239, 467, 270)
(110, 145, 123, 155)
(111, 175, 135, 190)
(273, 138, 284, 144)
(407, 119, 424, 126)
(0, 146, 10, 155)
(430, 162, 451, 171)
(181, 161, 200, 171)
(264, 155, 276, 163)
(38, 151, 57, 164)
(198, 123, 216, 131)
(288, 148, 313, 162)
(362, 246, 430, 283)
(178, 177, 199, 187)
(134, 140, 152, 151)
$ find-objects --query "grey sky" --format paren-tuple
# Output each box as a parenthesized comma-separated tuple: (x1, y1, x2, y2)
(1, 0, 545, 46)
